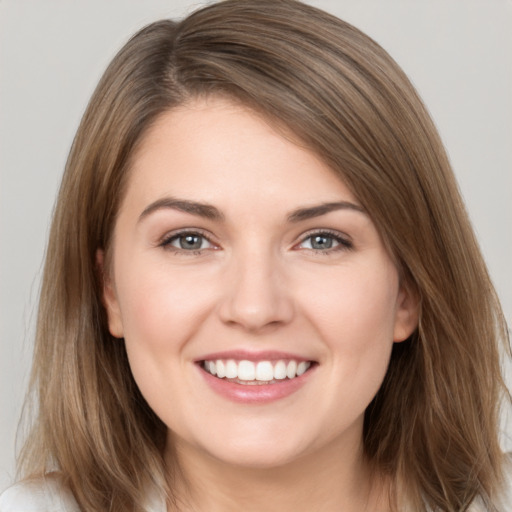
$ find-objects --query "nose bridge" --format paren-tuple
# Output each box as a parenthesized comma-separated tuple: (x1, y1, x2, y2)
(218, 242, 294, 331)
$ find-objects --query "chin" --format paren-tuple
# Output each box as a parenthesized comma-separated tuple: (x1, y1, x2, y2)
(191, 424, 318, 471)
(208, 443, 307, 471)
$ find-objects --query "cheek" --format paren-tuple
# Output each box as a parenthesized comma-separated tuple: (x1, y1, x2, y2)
(115, 257, 214, 345)
(306, 264, 399, 347)
(301, 262, 399, 399)
(112, 259, 217, 397)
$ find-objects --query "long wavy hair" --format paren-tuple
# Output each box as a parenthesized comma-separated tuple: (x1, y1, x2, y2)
(18, 1, 509, 510)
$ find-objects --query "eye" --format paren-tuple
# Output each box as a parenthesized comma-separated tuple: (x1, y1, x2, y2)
(161, 231, 215, 252)
(297, 231, 352, 252)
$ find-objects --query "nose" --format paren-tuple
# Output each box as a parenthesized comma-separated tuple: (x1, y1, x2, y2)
(218, 248, 295, 332)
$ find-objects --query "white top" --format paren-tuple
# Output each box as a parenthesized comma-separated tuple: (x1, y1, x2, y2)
(1, 467, 511, 511)
(0, 475, 165, 512)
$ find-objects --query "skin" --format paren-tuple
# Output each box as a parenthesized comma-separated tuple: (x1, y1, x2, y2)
(101, 97, 418, 511)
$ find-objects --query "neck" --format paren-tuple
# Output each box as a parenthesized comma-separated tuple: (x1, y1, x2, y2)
(165, 431, 389, 512)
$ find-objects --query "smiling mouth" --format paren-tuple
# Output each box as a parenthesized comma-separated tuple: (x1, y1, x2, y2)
(201, 359, 313, 385)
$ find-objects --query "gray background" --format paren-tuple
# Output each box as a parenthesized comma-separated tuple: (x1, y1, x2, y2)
(1, 0, 511, 490)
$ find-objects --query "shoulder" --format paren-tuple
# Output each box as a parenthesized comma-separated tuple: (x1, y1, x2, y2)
(0, 475, 79, 512)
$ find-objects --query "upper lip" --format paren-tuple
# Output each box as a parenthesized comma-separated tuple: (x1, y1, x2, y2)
(195, 350, 315, 363)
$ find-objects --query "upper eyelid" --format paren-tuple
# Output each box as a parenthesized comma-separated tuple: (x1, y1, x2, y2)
(159, 228, 216, 246)
(297, 228, 352, 243)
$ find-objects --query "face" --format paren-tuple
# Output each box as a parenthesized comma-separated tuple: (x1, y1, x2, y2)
(102, 97, 417, 470)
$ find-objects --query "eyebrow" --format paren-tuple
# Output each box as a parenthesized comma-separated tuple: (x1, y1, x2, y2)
(138, 197, 225, 223)
(287, 201, 365, 222)
(138, 197, 365, 224)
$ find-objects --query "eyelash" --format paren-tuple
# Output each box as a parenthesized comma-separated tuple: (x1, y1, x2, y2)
(295, 229, 353, 254)
(159, 229, 217, 255)
(159, 229, 353, 255)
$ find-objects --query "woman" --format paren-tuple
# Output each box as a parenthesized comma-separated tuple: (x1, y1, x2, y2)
(1, 0, 509, 510)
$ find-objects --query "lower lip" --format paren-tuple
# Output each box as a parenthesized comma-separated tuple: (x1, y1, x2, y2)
(198, 364, 315, 404)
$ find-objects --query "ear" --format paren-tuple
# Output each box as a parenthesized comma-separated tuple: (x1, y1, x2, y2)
(393, 282, 420, 343)
(96, 249, 124, 338)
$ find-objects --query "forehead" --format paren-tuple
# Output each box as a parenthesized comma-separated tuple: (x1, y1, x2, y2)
(123, 97, 358, 216)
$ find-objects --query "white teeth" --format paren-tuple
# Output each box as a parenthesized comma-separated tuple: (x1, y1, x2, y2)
(274, 360, 287, 380)
(297, 361, 308, 376)
(216, 360, 226, 378)
(203, 358, 312, 382)
(286, 360, 297, 379)
(238, 360, 255, 381)
(256, 361, 274, 381)
(225, 359, 238, 379)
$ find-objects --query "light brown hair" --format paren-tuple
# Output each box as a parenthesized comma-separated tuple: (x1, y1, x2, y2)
(19, 1, 509, 510)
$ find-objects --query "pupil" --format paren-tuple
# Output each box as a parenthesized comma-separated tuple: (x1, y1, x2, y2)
(312, 235, 332, 250)
(180, 235, 202, 250)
